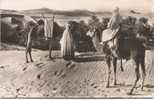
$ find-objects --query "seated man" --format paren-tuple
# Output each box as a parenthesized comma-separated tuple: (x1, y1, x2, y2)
(101, 7, 122, 57)
(102, 7, 122, 43)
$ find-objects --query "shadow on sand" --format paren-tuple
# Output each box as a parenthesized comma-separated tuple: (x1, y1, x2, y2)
(144, 84, 154, 88)
(73, 55, 106, 63)
(52, 52, 106, 63)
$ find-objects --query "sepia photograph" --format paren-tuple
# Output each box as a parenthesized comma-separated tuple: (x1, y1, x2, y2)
(0, 0, 154, 98)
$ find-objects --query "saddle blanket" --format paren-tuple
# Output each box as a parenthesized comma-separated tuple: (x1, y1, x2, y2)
(101, 27, 119, 42)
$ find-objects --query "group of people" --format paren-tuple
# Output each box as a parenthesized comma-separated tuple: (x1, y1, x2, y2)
(26, 6, 152, 63)
(89, 7, 151, 57)
(56, 6, 151, 61)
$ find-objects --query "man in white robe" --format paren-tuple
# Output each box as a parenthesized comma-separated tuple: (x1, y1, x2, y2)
(60, 23, 74, 60)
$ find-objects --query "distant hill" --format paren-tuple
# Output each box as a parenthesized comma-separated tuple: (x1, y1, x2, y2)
(1, 8, 153, 18)
(0, 9, 19, 13)
(0, 9, 24, 17)
(21, 8, 96, 17)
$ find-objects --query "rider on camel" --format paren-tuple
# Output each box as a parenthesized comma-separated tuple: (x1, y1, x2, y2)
(106, 7, 122, 57)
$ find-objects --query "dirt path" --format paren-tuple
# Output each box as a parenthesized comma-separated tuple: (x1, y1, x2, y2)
(0, 49, 154, 98)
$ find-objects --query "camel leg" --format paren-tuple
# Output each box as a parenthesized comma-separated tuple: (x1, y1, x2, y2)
(106, 56, 111, 88)
(26, 42, 31, 63)
(49, 39, 53, 60)
(128, 59, 140, 95)
(141, 57, 146, 90)
(29, 47, 33, 62)
(120, 59, 124, 72)
(25, 47, 29, 63)
(113, 57, 117, 85)
(26, 34, 32, 63)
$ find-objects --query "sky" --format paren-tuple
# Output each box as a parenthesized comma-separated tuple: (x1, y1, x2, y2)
(0, 0, 154, 12)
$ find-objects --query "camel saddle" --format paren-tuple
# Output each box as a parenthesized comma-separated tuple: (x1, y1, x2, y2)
(101, 27, 120, 43)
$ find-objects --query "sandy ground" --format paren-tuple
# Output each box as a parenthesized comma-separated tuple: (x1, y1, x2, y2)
(0, 44, 154, 98)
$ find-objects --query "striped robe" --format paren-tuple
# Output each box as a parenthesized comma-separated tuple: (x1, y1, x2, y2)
(44, 17, 54, 40)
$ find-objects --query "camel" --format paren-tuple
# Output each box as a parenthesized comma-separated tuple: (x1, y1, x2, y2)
(88, 17, 151, 95)
(25, 20, 44, 63)
(25, 19, 63, 63)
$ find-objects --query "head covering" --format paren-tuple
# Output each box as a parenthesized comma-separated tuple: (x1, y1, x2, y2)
(139, 17, 148, 23)
(65, 23, 71, 30)
(113, 7, 120, 15)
